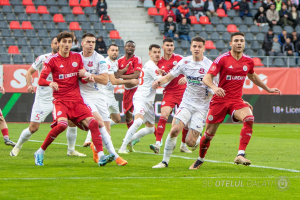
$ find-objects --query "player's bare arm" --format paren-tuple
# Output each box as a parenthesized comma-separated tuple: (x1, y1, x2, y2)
(203, 73, 226, 97)
(152, 73, 175, 89)
(0, 85, 5, 94)
(26, 67, 37, 93)
(178, 76, 187, 85)
(109, 74, 139, 86)
(49, 82, 59, 91)
(91, 73, 109, 85)
(247, 72, 282, 95)
(243, 100, 253, 111)
(115, 62, 130, 78)
(119, 70, 140, 79)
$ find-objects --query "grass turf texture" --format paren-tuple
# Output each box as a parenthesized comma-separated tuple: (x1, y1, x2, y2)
(0, 123, 299, 199)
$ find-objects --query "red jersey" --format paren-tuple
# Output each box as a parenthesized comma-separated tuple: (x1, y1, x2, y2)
(39, 52, 84, 101)
(118, 55, 142, 75)
(207, 51, 254, 101)
(157, 53, 186, 94)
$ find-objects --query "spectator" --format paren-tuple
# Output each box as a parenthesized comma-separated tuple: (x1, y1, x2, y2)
(178, 18, 191, 42)
(278, 30, 288, 45)
(290, 5, 300, 27)
(215, 0, 227, 13)
(296, 40, 300, 59)
(163, 4, 176, 22)
(266, 4, 282, 27)
(279, 4, 293, 26)
(164, 16, 178, 39)
(95, 36, 106, 54)
(204, 0, 218, 20)
(262, 0, 273, 10)
(165, 0, 178, 7)
(232, 0, 252, 18)
(263, 28, 274, 55)
(191, 0, 205, 21)
(254, 6, 268, 25)
(286, 0, 293, 12)
(176, 2, 191, 24)
(275, 0, 282, 11)
(96, 0, 107, 17)
(71, 34, 81, 52)
(282, 37, 295, 56)
(290, 31, 299, 47)
(269, 37, 284, 56)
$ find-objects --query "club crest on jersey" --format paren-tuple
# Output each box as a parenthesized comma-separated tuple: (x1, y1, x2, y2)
(211, 65, 216, 71)
(208, 115, 213, 121)
(173, 61, 178, 65)
(199, 68, 205, 74)
(155, 69, 159, 75)
(243, 65, 248, 71)
(57, 111, 62, 116)
(184, 61, 190, 64)
(162, 101, 165, 105)
(107, 64, 111, 69)
(72, 62, 78, 67)
(87, 61, 93, 67)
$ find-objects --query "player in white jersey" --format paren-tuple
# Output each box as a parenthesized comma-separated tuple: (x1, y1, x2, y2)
(79, 33, 127, 166)
(10, 37, 85, 157)
(118, 44, 166, 154)
(152, 36, 215, 168)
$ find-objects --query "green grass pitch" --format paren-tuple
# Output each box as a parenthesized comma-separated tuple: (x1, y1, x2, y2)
(0, 123, 299, 199)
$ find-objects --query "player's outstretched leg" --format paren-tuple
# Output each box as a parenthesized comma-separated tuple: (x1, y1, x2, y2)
(180, 127, 192, 153)
(83, 131, 92, 147)
(66, 126, 86, 157)
(156, 116, 167, 147)
(0, 116, 15, 147)
(11, 127, 33, 156)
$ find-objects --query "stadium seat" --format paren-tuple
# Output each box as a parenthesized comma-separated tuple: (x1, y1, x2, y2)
(65, 14, 75, 22)
(69, 22, 81, 30)
(227, 10, 236, 18)
(50, 30, 59, 38)
(46, 0, 56, 6)
(256, 49, 265, 56)
(189, 16, 199, 24)
(81, 22, 92, 31)
(144, 0, 154, 8)
(0, 54, 11, 64)
(110, 30, 121, 39)
(18, 13, 29, 22)
(210, 16, 220, 25)
(193, 24, 202, 33)
(274, 58, 285, 67)
(105, 23, 115, 31)
(215, 40, 225, 49)
(222, 32, 231, 42)
(73, 30, 82, 39)
(42, 14, 52, 22)
(22, 21, 34, 29)
(216, 24, 226, 32)
(23, 0, 34, 5)
(34, 22, 44, 29)
(204, 24, 214, 33)
(53, 14, 65, 23)
(248, 2, 254, 10)
(6, 13, 17, 21)
(14, 6, 25, 14)
(25, 29, 36, 37)
(14, 30, 24, 38)
(153, 16, 163, 24)
(232, 2, 239, 9)
(189, 31, 196, 38)
(89, 14, 99, 22)
(295, 26, 300, 34)
(210, 49, 219, 56)
(159, 23, 164, 32)
(118, 48, 125, 56)
(92, 0, 97, 6)
(21, 46, 31, 53)
(199, 31, 208, 40)
(98, 31, 108, 38)
(42, 38, 52, 46)
(0, 0, 10, 5)
(249, 25, 259, 33)
(45, 22, 56, 30)
(84, 7, 94, 15)
(115, 39, 124, 47)
(8, 46, 20, 54)
(2, 6, 13, 13)
(210, 32, 220, 41)
(148, 7, 159, 16)
(261, 25, 270, 33)
(255, 2, 262, 9)
(245, 33, 254, 41)
(273, 26, 282, 34)
(245, 49, 255, 56)
(94, 23, 104, 30)
(57, 22, 68, 31)
(104, 38, 112, 46)
(30, 14, 40, 21)
(77, 15, 87, 22)
(284, 26, 293, 34)
(217, 9, 227, 17)
(0, 21, 8, 29)
(49, 6, 59, 15)
(286, 57, 297, 67)
(185, 49, 192, 56)
(10, 21, 22, 29)
(250, 9, 257, 17)
(205, 40, 216, 49)
(244, 42, 250, 50)
(38, 29, 48, 37)
(174, 48, 184, 55)
(180, 40, 190, 49)
(69, 0, 79, 6)
(45, 46, 52, 53)
(34, 0, 44, 6)
(155, 0, 165, 9)
(238, 24, 248, 32)
(17, 38, 27, 46)
(80, 0, 91, 7)
(2, 30, 12, 38)
(61, 6, 72, 14)
(25, 54, 34, 64)
(11, 0, 22, 5)
(26, 6, 37, 14)
(13, 54, 23, 64)
(262, 57, 272, 66)
(30, 38, 40, 46)
(199, 16, 211, 24)
(37, 6, 49, 14)
(253, 57, 264, 67)
(33, 46, 43, 55)
(73, 6, 84, 15)
(227, 24, 238, 32)
(0, 13, 4, 21)
(159, 7, 167, 16)
(225, 1, 232, 10)
(221, 49, 229, 54)
(101, 15, 112, 23)
(256, 33, 264, 42)
(0, 46, 6, 54)
(57, 0, 68, 6)
(233, 17, 242, 26)
(244, 17, 254, 26)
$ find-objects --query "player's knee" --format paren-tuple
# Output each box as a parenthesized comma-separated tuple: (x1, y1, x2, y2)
(133, 118, 143, 128)
(29, 124, 39, 133)
(243, 115, 254, 127)
(160, 111, 170, 119)
(170, 126, 180, 137)
(113, 116, 121, 123)
(125, 114, 132, 122)
(145, 126, 155, 134)
(88, 118, 99, 129)
(186, 138, 196, 147)
(57, 120, 68, 132)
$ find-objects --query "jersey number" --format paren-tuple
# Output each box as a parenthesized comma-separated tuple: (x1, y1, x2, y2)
(139, 71, 145, 85)
(35, 114, 40, 121)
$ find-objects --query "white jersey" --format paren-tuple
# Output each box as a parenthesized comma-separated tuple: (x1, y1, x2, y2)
(32, 53, 53, 101)
(133, 60, 162, 103)
(170, 56, 213, 111)
(79, 51, 110, 98)
(102, 57, 118, 92)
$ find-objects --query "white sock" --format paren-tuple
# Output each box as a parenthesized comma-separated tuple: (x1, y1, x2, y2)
(237, 150, 245, 155)
(197, 157, 205, 162)
(37, 147, 45, 154)
(85, 130, 92, 143)
(15, 127, 32, 148)
(98, 151, 104, 158)
(162, 134, 177, 164)
(110, 119, 117, 127)
(156, 141, 161, 146)
(66, 127, 77, 152)
(100, 127, 119, 160)
(120, 118, 143, 150)
(180, 141, 186, 148)
(130, 127, 155, 142)
(195, 135, 201, 147)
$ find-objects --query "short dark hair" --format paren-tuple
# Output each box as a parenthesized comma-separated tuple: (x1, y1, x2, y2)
(191, 36, 206, 44)
(57, 31, 74, 42)
(163, 37, 174, 44)
(149, 44, 161, 51)
(108, 44, 118, 50)
(125, 40, 136, 46)
(51, 36, 57, 43)
(230, 32, 245, 41)
(82, 33, 96, 39)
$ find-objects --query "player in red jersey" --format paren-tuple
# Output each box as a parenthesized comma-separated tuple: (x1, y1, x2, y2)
(189, 32, 282, 169)
(149, 38, 192, 153)
(34, 31, 114, 166)
(117, 41, 142, 129)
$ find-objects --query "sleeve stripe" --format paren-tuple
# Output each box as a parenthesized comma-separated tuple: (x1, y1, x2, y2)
(214, 52, 229, 64)
(45, 54, 58, 64)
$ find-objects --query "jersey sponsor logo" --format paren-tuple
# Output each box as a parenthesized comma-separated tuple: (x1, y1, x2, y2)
(208, 115, 213, 121)
(184, 61, 190, 64)
(57, 111, 62, 116)
(60, 64, 64, 68)
(58, 72, 78, 79)
(107, 64, 111, 69)
(186, 76, 203, 86)
(199, 68, 205, 74)
(228, 65, 233, 69)
(35, 57, 39, 62)
(226, 75, 246, 81)
(243, 65, 248, 71)
(100, 61, 106, 64)
(87, 61, 93, 67)
(173, 61, 178, 66)
(72, 62, 78, 67)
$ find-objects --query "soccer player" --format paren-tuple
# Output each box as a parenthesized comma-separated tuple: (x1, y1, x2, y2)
(152, 36, 214, 168)
(10, 37, 85, 157)
(117, 41, 142, 129)
(34, 31, 112, 166)
(189, 32, 282, 169)
(150, 37, 192, 153)
(0, 86, 15, 147)
(78, 33, 127, 166)
(118, 44, 165, 154)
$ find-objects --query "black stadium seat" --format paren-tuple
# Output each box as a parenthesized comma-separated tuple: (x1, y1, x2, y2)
(2, 6, 13, 14)
(14, 6, 25, 14)
(30, 38, 40, 46)
(105, 23, 115, 31)
(13, 54, 23, 64)
(204, 24, 214, 33)
(180, 40, 190, 49)
(46, 0, 57, 6)
(5, 38, 16, 46)
(25, 55, 34, 64)
(18, 13, 29, 22)
(46, 47, 52, 53)
(42, 38, 52, 46)
(189, 31, 196, 38)
(115, 39, 124, 47)
(57, 23, 68, 31)
(17, 38, 28, 46)
(245, 49, 255, 56)
(174, 48, 184, 55)
(0, 46, 7, 54)
(250, 41, 260, 50)
(1, 55, 11, 64)
(250, 25, 259, 33)
(33, 46, 44, 56)
(25, 30, 36, 38)
(30, 14, 40, 21)
(38, 30, 48, 38)
(245, 32, 254, 41)
(45, 22, 56, 30)
(98, 31, 109, 38)
(35, 0, 45, 6)
(65, 14, 76, 22)
(84, 7, 94, 15)
(210, 16, 220, 25)
(233, 17, 242, 26)
(82, 22, 92, 31)
(215, 40, 225, 49)
(193, 24, 202, 33)
(77, 15, 88, 22)
(104, 38, 112, 46)
(21, 46, 32, 53)
(238, 25, 248, 32)
(210, 32, 219, 41)
(0, 21, 8, 29)
(42, 14, 53, 22)
(222, 32, 230, 42)
(244, 17, 254, 25)
(2, 29, 12, 37)
(216, 24, 226, 32)
(49, 6, 60, 15)
(14, 30, 24, 38)
(6, 13, 17, 21)
(274, 58, 285, 67)
(50, 30, 59, 38)
(256, 33, 264, 42)
(74, 31, 83, 39)
(61, 7, 72, 15)
(221, 17, 231, 26)
(199, 31, 208, 40)
(93, 23, 104, 30)
(57, 0, 68, 6)
(11, 0, 23, 6)
(89, 15, 99, 22)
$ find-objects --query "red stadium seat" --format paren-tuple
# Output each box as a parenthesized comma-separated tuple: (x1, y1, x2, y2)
(23, 0, 34, 5)
(73, 6, 84, 15)
(216, 9, 227, 17)
(26, 6, 37, 14)
(253, 57, 264, 66)
(205, 40, 216, 49)
(10, 21, 22, 29)
(227, 24, 238, 32)
(148, 7, 159, 16)
(110, 30, 121, 39)
(225, 1, 232, 10)
(101, 15, 112, 23)
(155, 0, 165, 9)
(92, 0, 97, 6)
(69, 0, 79, 7)
(0, 0, 11, 6)
(53, 14, 65, 23)
(80, 0, 91, 7)
(8, 46, 20, 54)
(189, 16, 199, 24)
(232, 2, 239, 10)
(69, 22, 81, 30)
(199, 16, 211, 24)
(37, 6, 49, 14)
(22, 21, 34, 29)
(159, 7, 167, 16)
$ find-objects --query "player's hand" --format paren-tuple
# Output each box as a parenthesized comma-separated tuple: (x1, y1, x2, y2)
(27, 86, 35, 93)
(0, 85, 5, 94)
(178, 77, 187, 85)
(79, 69, 87, 77)
(213, 87, 226, 97)
(130, 79, 139, 86)
(157, 69, 166, 75)
(243, 100, 253, 111)
(125, 62, 131, 70)
(152, 80, 160, 89)
(82, 76, 95, 83)
(268, 88, 282, 95)
(49, 82, 59, 91)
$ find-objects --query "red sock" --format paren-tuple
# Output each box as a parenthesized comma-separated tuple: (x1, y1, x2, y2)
(1, 128, 9, 138)
(126, 120, 133, 129)
(181, 127, 188, 143)
(41, 121, 67, 150)
(239, 115, 254, 151)
(199, 132, 214, 158)
(88, 118, 103, 152)
(156, 117, 167, 142)
(154, 126, 157, 137)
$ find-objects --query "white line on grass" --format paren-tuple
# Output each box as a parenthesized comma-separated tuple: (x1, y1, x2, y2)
(27, 140, 300, 173)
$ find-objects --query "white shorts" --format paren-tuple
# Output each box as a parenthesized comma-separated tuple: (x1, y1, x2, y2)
(83, 97, 110, 122)
(174, 105, 206, 133)
(133, 100, 155, 125)
(30, 99, 53, 123)
(103, 92, 120, 114)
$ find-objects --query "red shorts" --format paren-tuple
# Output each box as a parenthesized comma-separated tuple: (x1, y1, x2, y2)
(161, 91, 183, 109)
(206, 99, 249, 124)
(123, 87, 137, 114)
(51, 100, 93, 131)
